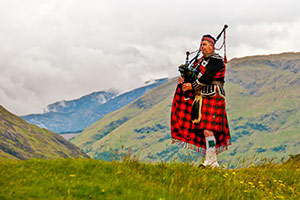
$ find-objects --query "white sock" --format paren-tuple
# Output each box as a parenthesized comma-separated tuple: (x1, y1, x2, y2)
(206, 136, 216, 151)
(204, 136, 219, 168)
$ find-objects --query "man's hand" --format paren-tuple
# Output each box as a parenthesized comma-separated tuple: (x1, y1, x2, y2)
(178, 76, 184, 84)
(182, 83, 192, 91)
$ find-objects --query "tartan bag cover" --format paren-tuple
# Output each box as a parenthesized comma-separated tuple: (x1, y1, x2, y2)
(170, 58, 231, 155)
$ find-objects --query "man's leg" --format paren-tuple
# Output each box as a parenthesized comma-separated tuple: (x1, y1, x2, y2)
(203, 130, 219, 168)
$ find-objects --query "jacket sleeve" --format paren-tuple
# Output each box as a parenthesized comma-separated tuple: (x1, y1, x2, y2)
(192, 58, 223, 90)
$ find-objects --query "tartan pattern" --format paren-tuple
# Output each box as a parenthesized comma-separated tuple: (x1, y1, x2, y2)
(170, 84, 231, 155)
(198, 58, 226, 79)
(213, 66, 226, 78)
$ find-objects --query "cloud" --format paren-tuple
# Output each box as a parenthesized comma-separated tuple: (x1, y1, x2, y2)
(0, 0, 300, 115)
(228, 19, 300, 58)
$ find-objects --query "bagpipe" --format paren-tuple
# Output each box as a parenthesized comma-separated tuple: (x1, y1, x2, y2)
(178, 24, 228, 83)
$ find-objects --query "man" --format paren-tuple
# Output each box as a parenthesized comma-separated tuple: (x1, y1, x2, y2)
(170, 34, 231, 168)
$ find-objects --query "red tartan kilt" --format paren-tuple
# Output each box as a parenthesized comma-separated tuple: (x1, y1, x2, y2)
(171, 84, 231, 154)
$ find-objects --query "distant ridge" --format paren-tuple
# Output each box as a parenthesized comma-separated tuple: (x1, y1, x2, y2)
(230, 51, 300, 62)
(22, 78, 169, 134)
(0, 105, 89, 160)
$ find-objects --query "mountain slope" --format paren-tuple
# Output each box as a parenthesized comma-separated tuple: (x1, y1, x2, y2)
(22, 78, 169, 134)
(71, 52, 300, 166)
(0, 105, 89, 160)
(222, 52, 300, 165)
(71, 78, 189, 162)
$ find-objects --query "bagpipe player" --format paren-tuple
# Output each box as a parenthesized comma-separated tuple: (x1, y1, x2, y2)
(170, 27, 231, 168)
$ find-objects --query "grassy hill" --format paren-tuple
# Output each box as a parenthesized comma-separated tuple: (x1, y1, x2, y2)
(71, 78, 184, 162)
(0, 105, 89, 160)
(224, 52, 300, 165)
(0, 158, 299, 199)
(71, 52, 300, 166)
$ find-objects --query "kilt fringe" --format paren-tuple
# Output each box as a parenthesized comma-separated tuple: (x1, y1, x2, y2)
(172, 139, 204, 154)
(172, 138, 231, 156)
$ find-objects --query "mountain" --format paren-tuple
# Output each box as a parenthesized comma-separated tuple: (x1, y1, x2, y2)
(71, 52, 300, 167)
(0, 105, 89, 160)
(45, 89, 118, 114)
(21, 78, 169, 134)
(71, 78, 183, 161)
(223, 52, 300, 165)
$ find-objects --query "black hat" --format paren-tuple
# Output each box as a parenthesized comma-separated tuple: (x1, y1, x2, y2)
(201, 34, 216, 45)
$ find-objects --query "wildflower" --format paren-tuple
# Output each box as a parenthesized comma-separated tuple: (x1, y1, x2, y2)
(222, 165, 226, 168)
(225, 173, 229, 176)
(278, 180, 283, 183)
(70, 174, 76, 177)
(280, 184, 286, 187)
(101, 189, 105, 193)
(248, 182, 253, 185)
(116, 171, 122, 175)
(244, 190, 248, 193)
(223, 175, 227, 178)
(259, 184, 264, 187)
(258, 181, 263, 184)
(240, 181, 244, 184)
(180, 187, 184, 194)
(273, 180, 277, 183)
(250, 163, 255, 167)
(232, 172, 236, 175)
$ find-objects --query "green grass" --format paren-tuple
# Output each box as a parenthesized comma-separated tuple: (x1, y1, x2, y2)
(0, 158, 299, 199)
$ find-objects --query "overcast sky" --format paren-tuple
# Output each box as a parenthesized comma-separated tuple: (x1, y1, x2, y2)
(1, 0, 300, 115)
